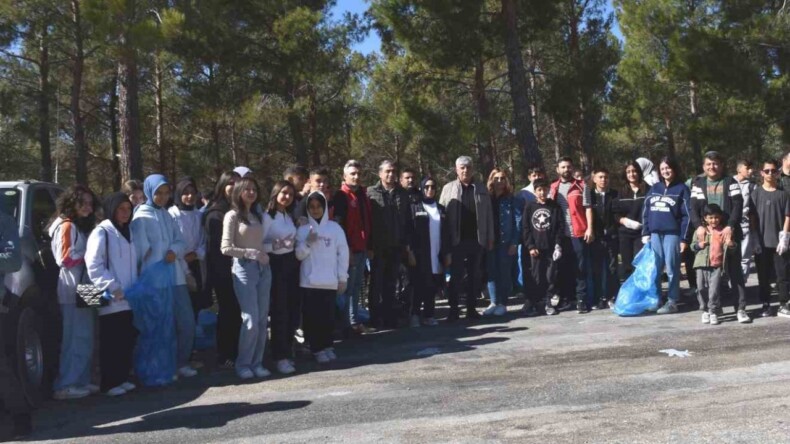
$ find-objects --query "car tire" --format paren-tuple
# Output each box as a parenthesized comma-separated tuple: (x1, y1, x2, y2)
(11, 307, 46, 407)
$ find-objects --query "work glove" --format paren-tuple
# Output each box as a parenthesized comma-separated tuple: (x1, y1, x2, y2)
(552, 244, 562, 261)
(778, 232, 790, 256)
(641, 235, 650, 245)
(622, 218, 642, 231)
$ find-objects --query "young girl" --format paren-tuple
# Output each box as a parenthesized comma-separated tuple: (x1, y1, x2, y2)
(169, 177, 209, 317)
(221, 177, 272, 380)
(85, 193, 138, 396)
(263, 181, 300, 375)
(692, 204, 737, 325)
(295, 191, 349, 363)
(48, 185, 98, 400)
(131, 174, 197, 379)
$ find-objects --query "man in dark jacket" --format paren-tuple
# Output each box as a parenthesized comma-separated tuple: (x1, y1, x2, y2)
(689, 151, 747, 316)
(367, 160, 411, 329)
(586, 167, 620, 309)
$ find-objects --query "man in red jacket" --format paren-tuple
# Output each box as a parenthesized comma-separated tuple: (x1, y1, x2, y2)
(333, 160, 373, 334)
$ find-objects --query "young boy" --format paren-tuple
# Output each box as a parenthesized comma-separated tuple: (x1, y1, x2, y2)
(692, 204, 737, 325)
(586, 167, 620, 309)
(523, 179, 564, 315)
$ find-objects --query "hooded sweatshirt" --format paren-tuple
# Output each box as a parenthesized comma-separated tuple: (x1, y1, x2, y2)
(169, 178, 207, 278)
(131, 174, 187, 286)
(85, 192, 137, 316)
(636, 158, 660, 187)
(641, 180, 691, 239)
(0, 203, 21, 301)
(48, 215, 91, 304)
(295, 192, 349, 290)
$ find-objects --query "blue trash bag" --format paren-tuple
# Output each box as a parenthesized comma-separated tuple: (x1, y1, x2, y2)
(194, 309, 217, 351)
(613, 245, 660, 316)
(124, 261, 177, 386)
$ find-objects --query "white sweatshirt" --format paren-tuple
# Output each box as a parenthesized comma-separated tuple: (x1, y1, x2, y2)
(48, 217, 88, 305)
(295, 195, 349, 290)
(85, 220, 138, 316)
(263, 210, 297, 255)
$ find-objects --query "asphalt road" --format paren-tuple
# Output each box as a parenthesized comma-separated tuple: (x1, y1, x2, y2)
(17, 279, 790, 444)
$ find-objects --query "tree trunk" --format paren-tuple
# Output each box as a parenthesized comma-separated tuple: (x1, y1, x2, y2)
(689, 79, 702, 172)
(500, 0, 543, 170)
(109, 75, 121, 190)
(229, 123, 238, 165)
(550, 116, 561, 163)
(71, 0, 88, 184)
(473, 58, 495, 173)
(118, 54, 143, 182)
(285, 77, 308, 166)
(154, 51, 166, 175)
(37, 26, 52, 182)
(211, 120, 221, 166)
(526, 47, 541, 145)
(308, 85, 320, 167)
(664, 113, 676, 157)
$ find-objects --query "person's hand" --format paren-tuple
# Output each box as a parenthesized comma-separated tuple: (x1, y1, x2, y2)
(622, 218, 642, 230)
(273, 234, 295, 250)
(680, 242, 687, 253)
(778, 232, 789, 255)
(306, 227, 319, 245)
(256, 251, 270, 265)
(337, 281, 348, 295)
(184, 252, 198, 262)
(529, 249, 539, 258)
(507, 245, 517, 256)
(698, 241, 706, 249)
(488, 240, 494, 251)
(727, 240, 736, 248)
(642, 235, 650, 245)
(367, 250, 375, 261)
(695, 226, 707, 244)
(444, 254, 451, 268)
(407, 250, 417, 267)
(552, 244, 562, 261)
(111, 289, 125, 301)
(722, 226, 733, 244)
(165, 250, 177, 263)
(297, 216, 308, 227)
(584, 228, 594, 244)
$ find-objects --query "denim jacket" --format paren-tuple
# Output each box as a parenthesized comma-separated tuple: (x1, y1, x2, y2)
(494, 195, 521, 247)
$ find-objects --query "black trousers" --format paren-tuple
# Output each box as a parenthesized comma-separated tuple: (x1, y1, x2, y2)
(618, 235, 643, 281)
(99, 310, 137, 392)
(269, 252, 301, 360)
(755, 247, 790, 305)
(214, 276, 241, 363)
(530, 250, 558, 306)
(412, 271, 441, 318)
(591, 237, 620, 303)
(370, 247, 401, 327)
(683, 248, 697, 289)
(449, 240, 484, 313)
(302, 288, 335, 353)
(186, 259, 210, 317)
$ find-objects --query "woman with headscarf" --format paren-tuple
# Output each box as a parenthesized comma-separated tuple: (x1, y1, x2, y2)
(636, 158, 660, 187)
(406, 177, 449, 327)
(131, 174, 197, 380)
(169, 177, 209, 317)
(85, 193, 138, 396)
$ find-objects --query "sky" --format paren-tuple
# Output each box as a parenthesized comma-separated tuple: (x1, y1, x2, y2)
(330, 0, 623, 56)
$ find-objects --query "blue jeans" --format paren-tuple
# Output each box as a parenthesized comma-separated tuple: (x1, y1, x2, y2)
(650, 233, 681, 302)
(55, 304, 94, 391)
(487, 245, 515, 306)
(340, 251, 366, 326)
(173, 285, 196, 368)
(231, 258, 272, 371)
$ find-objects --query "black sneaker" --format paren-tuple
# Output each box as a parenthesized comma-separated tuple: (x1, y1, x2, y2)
(465, 308, 481, 320)
(523, 306, 539, 317)
(446, 309, 460, 322)
(545, 305, 557, 316)
(760, 304, 773, 318)
(608, 299, 616, 309)
(577, 302, 588, 314)
(778, 304, 790, 318)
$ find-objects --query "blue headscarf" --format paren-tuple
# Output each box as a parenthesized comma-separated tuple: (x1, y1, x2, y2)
(143, 174, 170, 209)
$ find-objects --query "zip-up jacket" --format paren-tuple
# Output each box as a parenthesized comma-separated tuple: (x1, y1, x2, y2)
(367, 182, 410, 252)
(586, 188, 619, 239)
(641, 180, 691, 239)
(549, 179, 588, 238)
(689, 175, 743, 241)
(408, 200, 450, 276)
(439, 179, 494, 248)
(492, 195, 520, 247)
(48, 217, 89, 304)
(614, 184, 647, 238)
(333, 183, 372, 253)
(85, 220, 138, 316)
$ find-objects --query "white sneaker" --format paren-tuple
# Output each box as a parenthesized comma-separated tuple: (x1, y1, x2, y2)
(277, 359, 296, 375)
(237, 368, 254, 380)
(701, 312, 710, 324)
(253, 366, 271, 378)
(178, 366, 198, 378)
(121, 382, 136, 392)
(737, 310, 752, 324)
(53, 386, 90, 400)
(314, 350, 331, 364)
(709, 313, 720, 325)
(423, 317, 438, 326)
(410, 315, 421, 328)
(106, 386, 127, 397)
(483, 303, 498, 316)
(83, 384, 100, 395)
(324, 348, 337, 361)
(493, 305, 507, 316)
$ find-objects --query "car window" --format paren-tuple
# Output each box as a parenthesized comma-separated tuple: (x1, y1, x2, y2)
(31, 188, 56, 241)
(0, 188, 20, 222)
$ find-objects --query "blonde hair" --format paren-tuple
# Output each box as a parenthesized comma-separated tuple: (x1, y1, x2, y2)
(486, 168, 512, 196)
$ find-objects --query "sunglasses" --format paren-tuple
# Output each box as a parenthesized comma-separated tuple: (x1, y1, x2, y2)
(763, 169, 778, 175)
(423, 185, 436, 190)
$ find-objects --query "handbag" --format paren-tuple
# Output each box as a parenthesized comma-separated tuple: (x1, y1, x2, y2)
(75, 228, 111, 308)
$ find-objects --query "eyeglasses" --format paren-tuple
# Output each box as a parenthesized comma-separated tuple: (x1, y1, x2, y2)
(763, 169, 778, 175)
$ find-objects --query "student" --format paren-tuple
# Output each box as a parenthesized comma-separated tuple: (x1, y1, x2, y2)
(751, 159, 790, 318)
(295, 166, 333, 221)
(295, 191, 349, 363)
(48, 185, 98, 400)
(523, 179, 564, 315)
(85, 193, 139, 396)
(587, 167, 620, 309)
(221, 177, 272, 380)
(122, 180, 145, 208)
(284, 165, 310, 200)
(264, 181, 300, 375)
(204, 171, 242, 368)
(484, 168, 519, 316)
(169, 177, 209, 317)
(407, 177, 449, 327)
(614, 160, 648, 280)
(131, 174, 197, 379)
(692, 204, 738, 325)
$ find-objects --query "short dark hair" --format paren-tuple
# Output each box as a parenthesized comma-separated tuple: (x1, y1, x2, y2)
(557, 156, 574, 166)
(703, 204, 724, 217)
(592, 167, 609, 175)
(400, 168, 417, 177)
(283, 165, 308, 180)
(309, 166, 330, 177)
(704, 151, 724, 163)
(763, 159, 779, 169)
(532, 178, 550, 190)
(528, 166, 546, 176)
(736, 159, 753, 169)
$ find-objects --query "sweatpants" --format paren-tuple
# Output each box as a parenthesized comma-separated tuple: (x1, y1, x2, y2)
(231, 258, 271, 371)
(269, 251, 301, 360)
(412, 273, 441, 318)
(530, 250, 558, 307)
(214, 276, 241, 363)
(302, 288, 335, 353)
(173, 285, 196, 368)
(695, 267, 723, 312)
(755, 248, 790, 305)
(99, 310, 137, 392)
(54, 304, 94, 391)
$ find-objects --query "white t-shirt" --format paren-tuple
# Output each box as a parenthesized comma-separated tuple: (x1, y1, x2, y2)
(423, 202, 442, 274)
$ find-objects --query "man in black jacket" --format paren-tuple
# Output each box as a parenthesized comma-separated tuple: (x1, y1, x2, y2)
(368, 160, 411, 329)
(586, 167, 620, 309)
(689, 151, 748, 320)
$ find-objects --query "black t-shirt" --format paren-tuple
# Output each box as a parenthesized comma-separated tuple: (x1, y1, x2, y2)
(460, 182, 478, 241)
(751, 186, 790, 249)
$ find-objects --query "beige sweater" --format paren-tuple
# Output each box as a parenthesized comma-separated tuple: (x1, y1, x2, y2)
(221, 210, 266, 258)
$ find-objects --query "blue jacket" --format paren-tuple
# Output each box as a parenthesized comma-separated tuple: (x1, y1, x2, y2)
(494, 195, 521, 247)
(641, 180, 691, 239)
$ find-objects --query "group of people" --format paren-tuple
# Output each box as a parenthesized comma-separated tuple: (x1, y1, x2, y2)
(11, 149, 790, 404)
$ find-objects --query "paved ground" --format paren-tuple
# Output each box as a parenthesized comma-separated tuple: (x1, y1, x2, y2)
(17, 277, 790, 443)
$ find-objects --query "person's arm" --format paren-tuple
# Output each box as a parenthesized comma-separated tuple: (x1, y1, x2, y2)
(167, 212, 187, 258)
(332, 191, 347, 227)
(195, 217, 207, 261)
(85, 228, 122, 294)
(130, 216, 150, 268)
(336, 225, 350, 283)
(727, 180, 744, 232)
(0, 214, 21, 273)
(295, 226, 312, 261)
(57, 221, 85, 268)
(523, 206, 536, 251)
(641, 189, 652, 237)
(688, 180, 704, 236)
(582, 183, 594, 243)
(680, 185, 692, 246)
(262, 213, 274, 253)
(220, 212, 258, 258)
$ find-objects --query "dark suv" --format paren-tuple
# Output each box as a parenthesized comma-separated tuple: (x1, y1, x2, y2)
(1, 180, 63, 406)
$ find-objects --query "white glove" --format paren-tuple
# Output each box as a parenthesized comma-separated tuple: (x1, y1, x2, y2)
(778, 232, 789, 255)
(243, 249, 260, 260)
(642, 236, 650, 245)
(552, 244, 562, 261)
(623, 218, 643, 230)
(337, 281, 348, 295)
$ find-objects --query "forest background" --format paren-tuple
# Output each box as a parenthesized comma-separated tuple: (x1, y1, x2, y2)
(1, 0, 788, 194)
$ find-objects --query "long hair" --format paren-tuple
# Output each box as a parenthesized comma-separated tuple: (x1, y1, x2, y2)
(486, 168, 513, 196)
(209, 171, 241, 210)
(50, 184, 97, 234)
(658, 155, 684, 184)
(620, 160, 647, 196)
(231, 177, 261, 224)
(266, 180, 296, 219)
